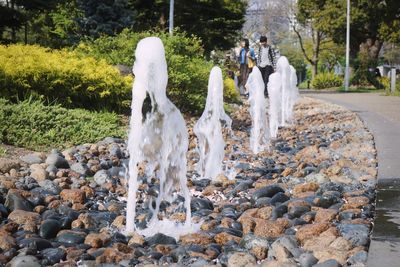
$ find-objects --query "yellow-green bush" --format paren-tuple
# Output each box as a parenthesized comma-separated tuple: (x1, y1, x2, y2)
(311, 72, 343, 89)
(0, 44, 132, 111)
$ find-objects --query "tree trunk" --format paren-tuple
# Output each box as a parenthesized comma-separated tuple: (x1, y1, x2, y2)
(360, 38, 383, 61)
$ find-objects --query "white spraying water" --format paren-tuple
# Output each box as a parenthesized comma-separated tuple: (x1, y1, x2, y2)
(267, 72, 282, 139)
(126, 37, 199, 238)
(276, 56, 291, 126)
(285, 65, 299, 124)
(245, 66, 269, 153)
(194, 66, 232, 181)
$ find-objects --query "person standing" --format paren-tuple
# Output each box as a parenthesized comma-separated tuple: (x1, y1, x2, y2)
(238, 38, 256, 94)
(257, 36, 276, 97)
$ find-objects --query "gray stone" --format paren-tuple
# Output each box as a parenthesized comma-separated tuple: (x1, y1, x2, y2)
(94, 169, 110, 185)
(109, 144, 123, 158)
(312, 259, 341, 267)
(240, 233, 269, 251)
(71, 162, 91, 176)
(305, 173, 329, 184)
(348, 251, 368, 264)
(299, 253, 318, 267)
(46, 164, 58, 174)
(270, 236, 303, 260)
(38, 180, 61, 195)
(5, 191, 33, 211)
(45, 154, 69, 169)
(41, 248, 66, 265)
(8, 255, 41, 267)
(338, 224, 369, 247)
(20, 154, 43, 165)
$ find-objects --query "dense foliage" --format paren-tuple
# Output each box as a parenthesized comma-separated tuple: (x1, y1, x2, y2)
(0, 98, 126, 150)
(75, 30, 239, 114)
(0, 44, 132, 111)
(311, 72, 343, 89)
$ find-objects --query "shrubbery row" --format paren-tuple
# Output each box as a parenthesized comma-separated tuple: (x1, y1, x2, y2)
(0, 44, 133, 112)
(0, 98, 126, 150)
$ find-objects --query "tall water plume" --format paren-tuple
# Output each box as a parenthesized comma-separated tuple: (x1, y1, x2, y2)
(125, 37, 196, 238)
(245, 66, 269, 153)
(194, 66, 232, 180)
(267, 72, 282, 139)
(276, 56, 291, 126)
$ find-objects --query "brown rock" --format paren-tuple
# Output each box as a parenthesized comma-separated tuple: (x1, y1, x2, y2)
(8, 210, 40, 225)
(292, 182, 319, 197)
(314, 248, 347, 266)
(227, 252, 257, 267)
(251, 245, 268, 260)
(201, 220, 218, 231)
(33, 205, 46, 214)
(113, 243, 133, 254)
(65, 247, 85, 261)
(287, 200, 310, 210)
(154, 244, 174, 254)
(85, 233, 110, 248)
(78, 213, 96, 228)
(180, 233, 213, 245)
(315, 209, 338, 223)
(254, 219, 287, 238)
(170, 212, 186, 222)
(0, 230, 16, 250)
(329, 237, 352, 251)
(238, 208, 258, 223)
(60, 189, 85, 204)
(30, 164, 49, 181)
(0, 159, 20, 173)
(214, 232, 241, 245)
(71, 219, 84, 229)
(240, 217, 256, 235)
(96, 248, 129, 264)
(128, 233, 145, 246)
(281, 167, 293, 177)
(112, 215, 125, 230)
(256, 206, 273, 220)
(81, 186, 95, 198)
(303, 235, 336, 252)
(1, 222, 18, 233)
(296, 223, 330, 244)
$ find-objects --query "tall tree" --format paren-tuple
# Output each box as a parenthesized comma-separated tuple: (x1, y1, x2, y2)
(77, 0, 136, 39)
(293, 0, 333, 79)
(130, 0, 247, 53)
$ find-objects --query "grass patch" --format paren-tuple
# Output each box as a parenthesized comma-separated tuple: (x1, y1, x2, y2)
(336, 87, 385, 93)
(0, 98, 127, 151)
(0, 146, 7, 157)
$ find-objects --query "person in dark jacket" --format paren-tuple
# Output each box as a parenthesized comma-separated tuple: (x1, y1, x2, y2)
(257, 36, 276, 97)
(238, 38, 256, 94)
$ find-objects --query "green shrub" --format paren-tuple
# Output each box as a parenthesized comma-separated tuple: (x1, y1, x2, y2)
(0, 98, 126, 150)
(75, 29, 239, 114)
(311, 72, 343, 89)
(0, 44, 132, 112)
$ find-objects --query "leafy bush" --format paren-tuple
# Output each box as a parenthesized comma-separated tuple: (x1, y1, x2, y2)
(0, 98, 126, 150)
(75, 29, 239, 114)
(311, 72, 343, 89)
(0, 44, 132, 112)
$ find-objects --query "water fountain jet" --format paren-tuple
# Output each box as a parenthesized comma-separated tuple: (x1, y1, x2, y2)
(194, 66, 232, 181)
(125, 37, 198, 238)
(245, 66, 269, 153)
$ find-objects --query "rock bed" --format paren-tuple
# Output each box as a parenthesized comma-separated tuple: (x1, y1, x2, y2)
(0, 97, 377, 267)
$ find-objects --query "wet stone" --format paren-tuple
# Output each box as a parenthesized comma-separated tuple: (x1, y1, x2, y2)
(8, 255, 42, 267)
(338, 224, 369, 247)
(56, 231, 86, 245)
(191, 197, 214, 211)
(19, 237, 53, 250)
(252, 185, 285, 201)
(40, 219, 62, 239)
(41, 248, 66, 265)
(5, 191, 33, 212)
(145, 233, 177, 246)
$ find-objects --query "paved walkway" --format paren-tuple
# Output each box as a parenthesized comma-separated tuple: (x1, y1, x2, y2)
(304, 92, 400, 267)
